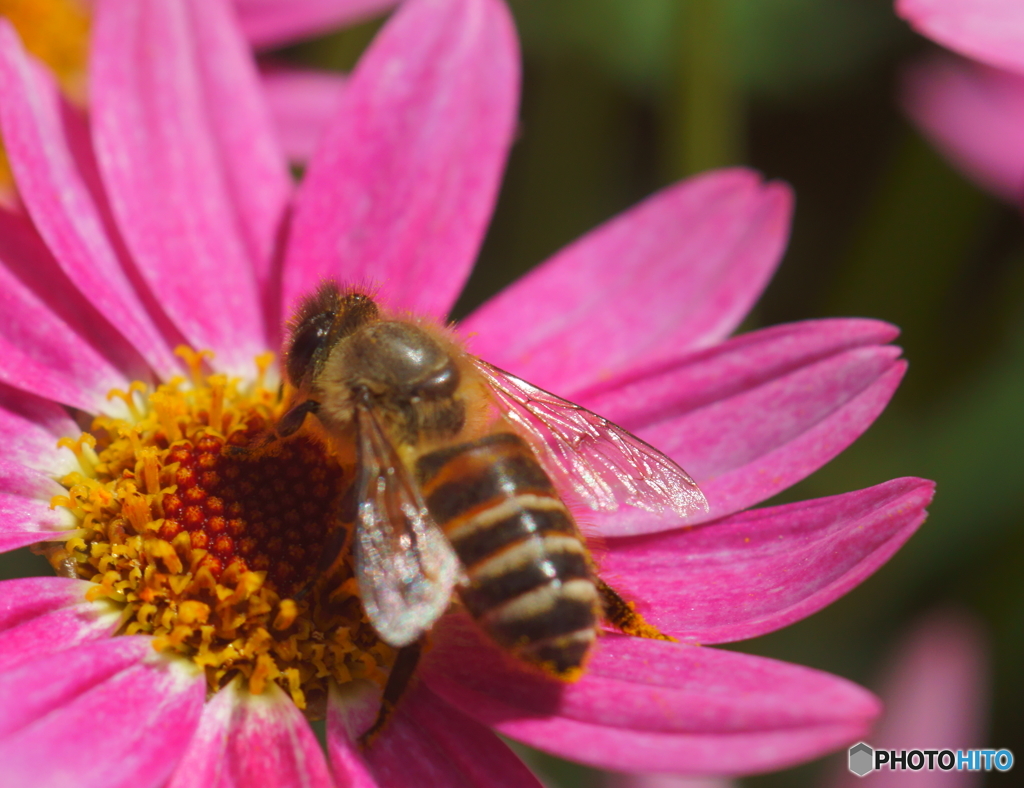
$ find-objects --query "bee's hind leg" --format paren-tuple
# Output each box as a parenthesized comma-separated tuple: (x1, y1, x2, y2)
(596, 578, 675, 642)
(359, 639, 423, 747)
(296, 481, 357, 601)
(294, 524, 347, 601)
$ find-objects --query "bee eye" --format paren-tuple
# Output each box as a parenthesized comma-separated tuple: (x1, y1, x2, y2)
(287, 312, 334, 386)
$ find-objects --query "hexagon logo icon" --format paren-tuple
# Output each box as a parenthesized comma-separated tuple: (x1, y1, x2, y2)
(849, 742, 874, 777)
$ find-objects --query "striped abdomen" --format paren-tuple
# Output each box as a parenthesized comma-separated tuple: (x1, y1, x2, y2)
(416, 432, 599, 679)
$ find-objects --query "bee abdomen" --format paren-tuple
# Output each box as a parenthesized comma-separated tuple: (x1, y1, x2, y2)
(417, 433, 600, 679)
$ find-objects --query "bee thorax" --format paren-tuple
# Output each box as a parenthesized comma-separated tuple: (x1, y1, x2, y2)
(345, 322, 460, 400)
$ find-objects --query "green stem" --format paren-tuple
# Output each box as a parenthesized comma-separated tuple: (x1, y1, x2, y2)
(666, 0, 744, 179)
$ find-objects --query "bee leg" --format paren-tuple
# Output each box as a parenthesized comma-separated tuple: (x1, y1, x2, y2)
(296, 481, 356, 601)
(295, 524, 348, 601)
(225, 436, 276, 459)
(226, 397, 321, 471)
(31, 542, 78, 579)
(596, 578, 675, 642)
(277, 399, 320, 438)
(359, 639, 423, 747)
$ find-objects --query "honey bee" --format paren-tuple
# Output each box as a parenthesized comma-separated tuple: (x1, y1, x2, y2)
(278, 282, 707, 736)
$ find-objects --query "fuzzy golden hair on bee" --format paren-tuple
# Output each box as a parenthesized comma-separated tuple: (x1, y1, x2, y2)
(284, 281, 382, 392)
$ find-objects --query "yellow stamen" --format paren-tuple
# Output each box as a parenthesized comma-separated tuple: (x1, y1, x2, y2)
(274, 599, 299, 631)
(208, 374, 226, 432)
(136, 446, 162, 496)
(175, 346, 214, 387)
(107, 382, 147, 421)
(149, 390, 184, 443)
(45, 349, 395, 712)
(179, 600, 210, 625)
(121, 488, 151, 533)
(57, 434, 98, 477)
(255, 351, 275, 391)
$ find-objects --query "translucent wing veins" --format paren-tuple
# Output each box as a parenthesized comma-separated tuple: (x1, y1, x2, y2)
(475, 360, 708, 519)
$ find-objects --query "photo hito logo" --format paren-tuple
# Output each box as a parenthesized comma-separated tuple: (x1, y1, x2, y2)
(848, 742, 1014, 776)
(849, 743, 874, 777)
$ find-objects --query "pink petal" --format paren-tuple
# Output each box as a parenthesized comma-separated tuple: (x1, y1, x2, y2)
(167, 679, 335, 788)
(0, 641, 205, 788)
(0, 577, 120, 676)
(588, 344, 906, 535)
(462, 169, 793, 393)
(91, 0, 288, 373)
(575, 318, 899, 422)
(903, 54, 1024, 203)
(0, 208, 140, 412)
(0, 460, 77, 552)
(0, 23, 180, 380)
(351, 682, 544, 788)
(597, 478, 935, 644)
(283, 0, 519, 323)
(235, 0, 397, 49)
(610, 777, 734, 788)
(831, 610, 988, 788)
(0, 383, 80, 475)
(897, 0, 1024, 77)
(177, 0, 293, 286)
(0, 576, 95, 630)
(260, 64, 347, 163)
(423, 616, 880, 776)
(0, 636, 149, 738)
(0, 598, 123, 674)
(326, 681, 382, 787)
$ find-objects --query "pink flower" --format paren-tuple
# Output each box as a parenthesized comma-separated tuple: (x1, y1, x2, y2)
(233, 0, 398, 163)
(0, 0, 932, 785)
(234, 0, 397, 48)
(829, 609, 989, 788)
(897, 0, 1024, 202)
(0, 0, 378, 170)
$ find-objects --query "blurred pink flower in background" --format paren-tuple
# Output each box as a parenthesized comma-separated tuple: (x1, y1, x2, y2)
(0, 0, 934, 784)
(234, 0, 396, 47)
(830, 609, 989, 788)
(259, 63, 349, 163)
(609, 776, 733, 788)
(898, 0, 1024, 203)
(233, 0, 400, 162)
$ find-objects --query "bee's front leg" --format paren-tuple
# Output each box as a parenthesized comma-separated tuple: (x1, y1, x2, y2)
(359, 639, 423, 747)
(596, 577, 675, 642)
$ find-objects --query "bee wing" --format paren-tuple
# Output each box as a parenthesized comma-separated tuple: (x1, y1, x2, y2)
(352, 402, 460, 648)
(475, 361, 708, 519)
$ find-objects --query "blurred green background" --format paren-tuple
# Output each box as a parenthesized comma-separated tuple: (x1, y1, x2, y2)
(287, 1, 1024, 784)
(5, 0, 1022, 784)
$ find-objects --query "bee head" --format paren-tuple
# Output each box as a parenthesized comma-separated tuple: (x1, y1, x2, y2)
(286, 283, 379, 390)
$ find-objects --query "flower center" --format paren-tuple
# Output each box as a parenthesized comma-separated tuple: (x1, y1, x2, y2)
(0, 0, 89, 96)
(47, 348, 393, 714)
